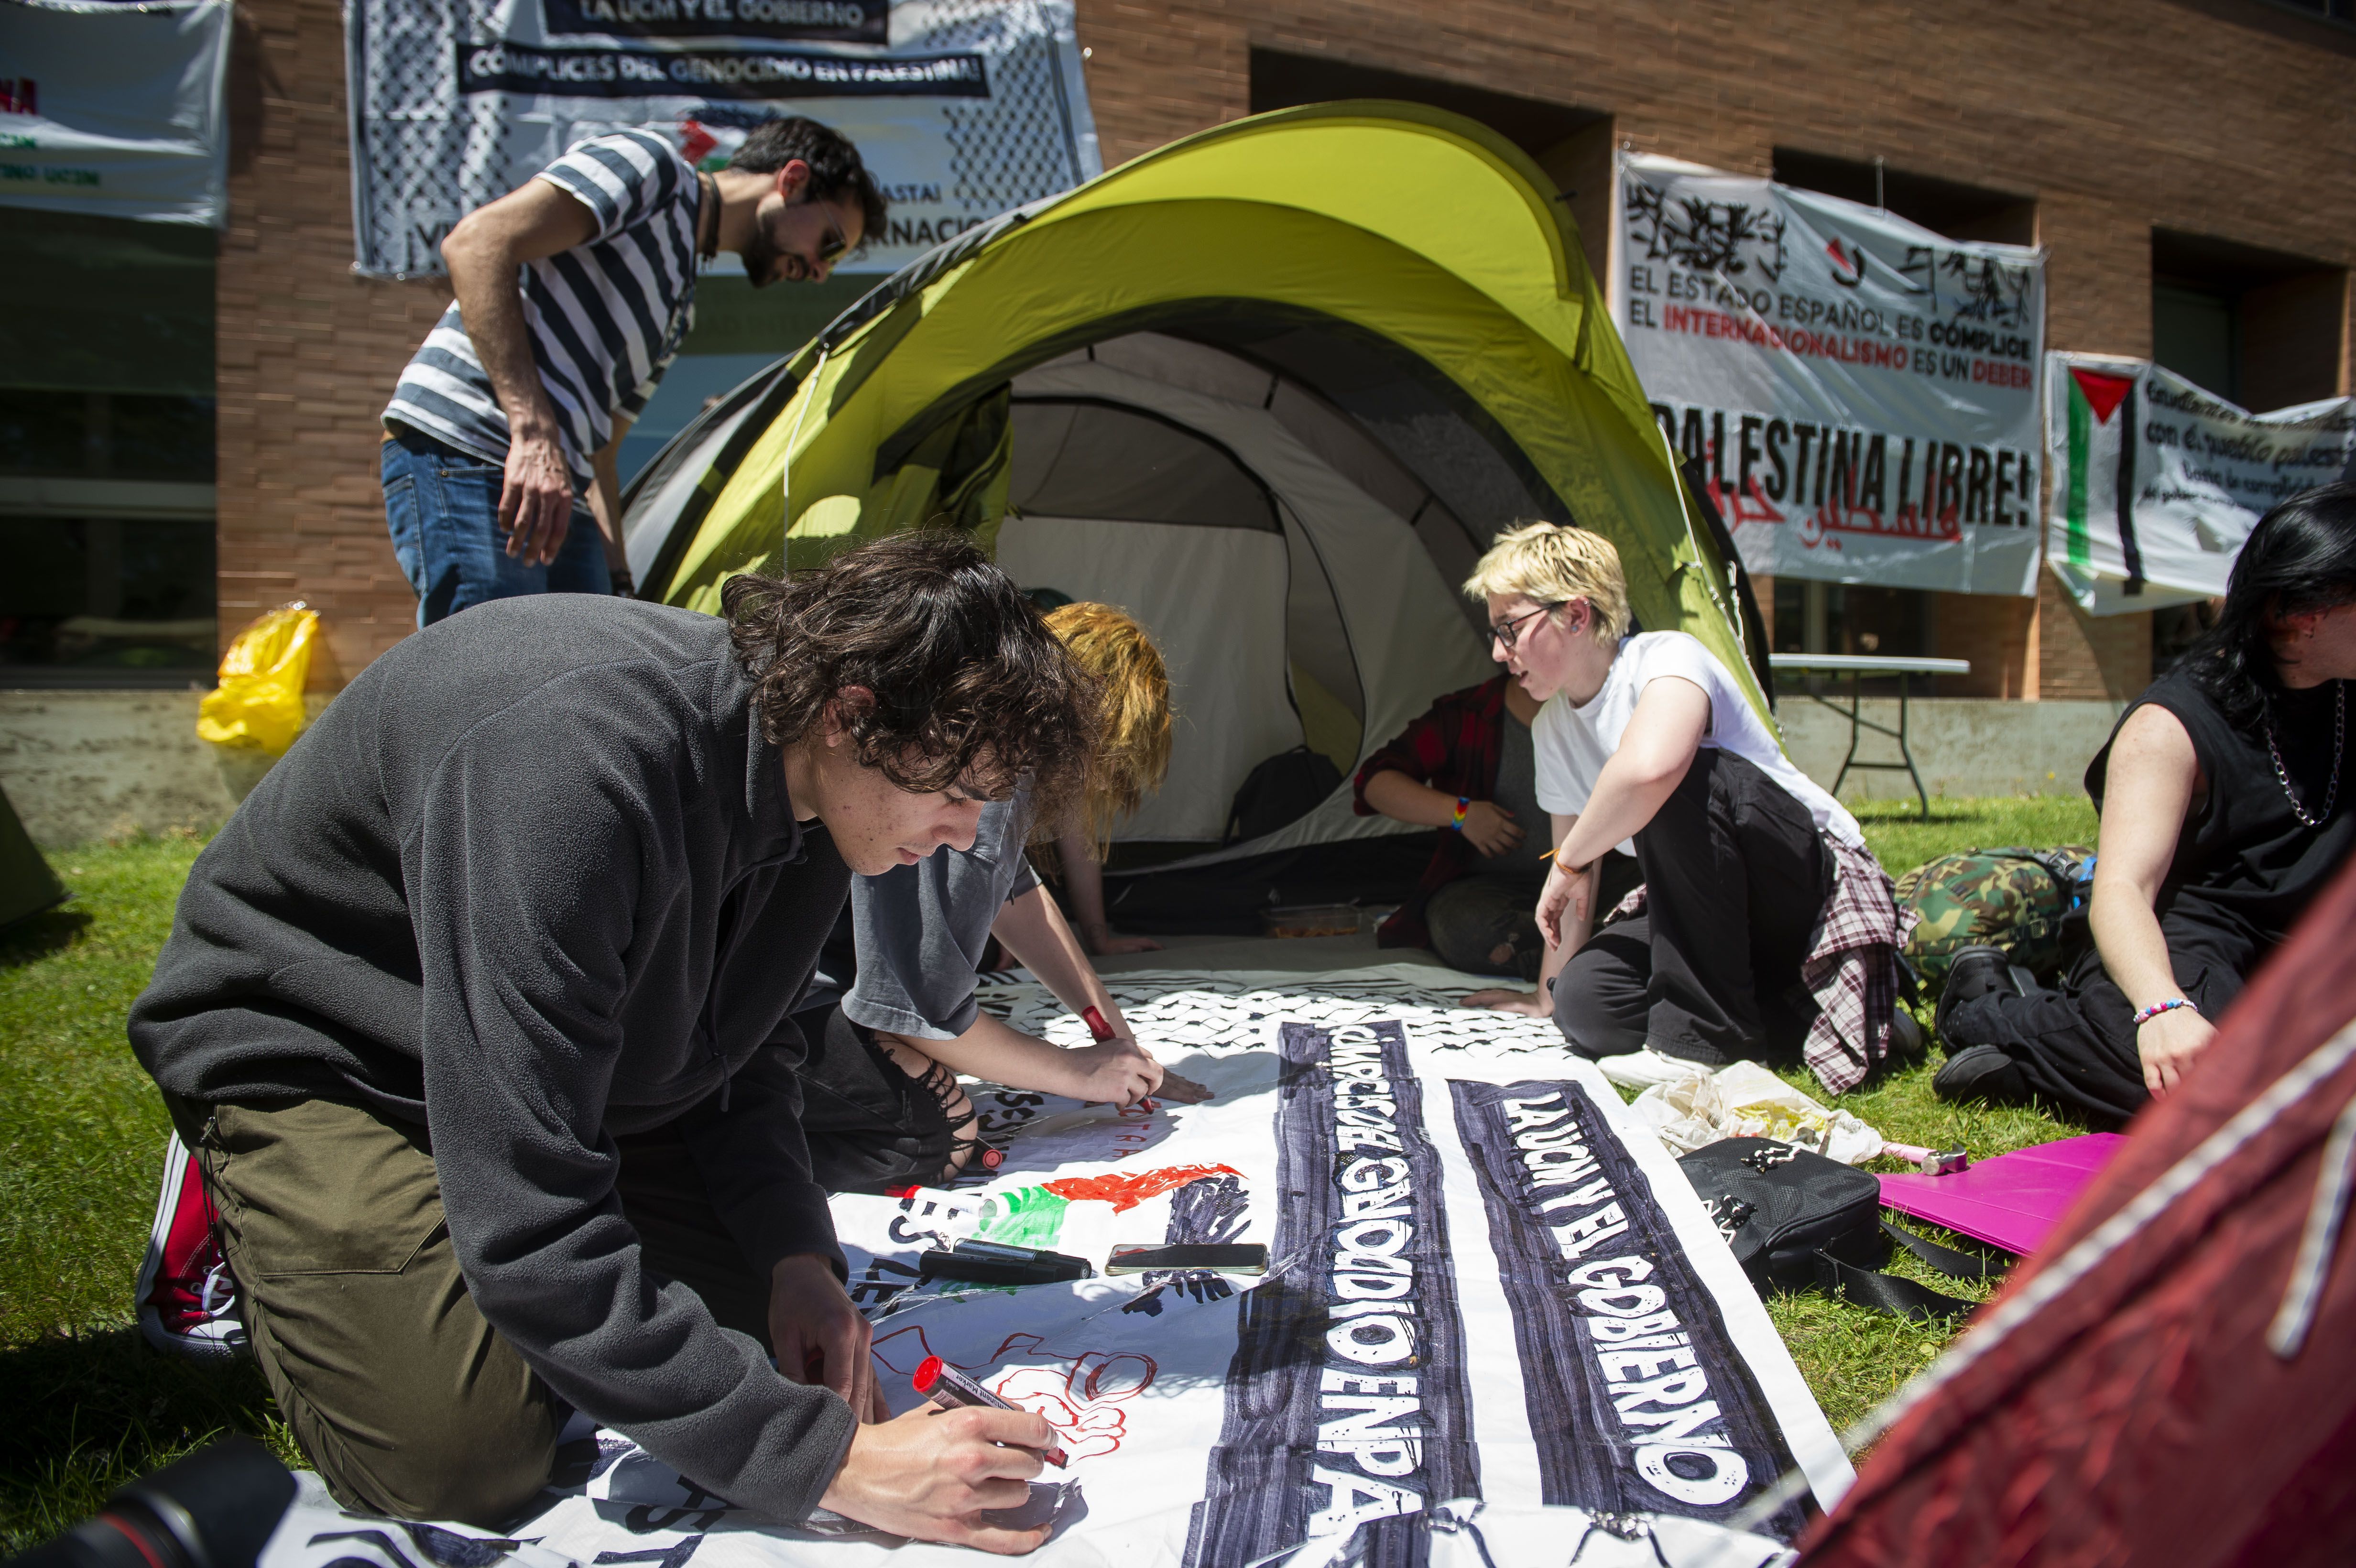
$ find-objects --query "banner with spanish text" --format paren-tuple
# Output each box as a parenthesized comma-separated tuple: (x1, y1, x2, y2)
(345, 0, 1099, 280)
(0, 0, 231, 225)
(256, 968, 1846, 1568)
(1614, 153, 2045, 596)
(2044, 352, 2356, 616)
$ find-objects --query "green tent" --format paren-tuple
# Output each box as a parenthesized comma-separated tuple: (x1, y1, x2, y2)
(622, 101, 1765, 866)
(0, 783, 67, 930)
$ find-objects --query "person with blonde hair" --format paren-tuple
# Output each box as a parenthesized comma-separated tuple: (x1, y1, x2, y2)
(1462, 522, 1908, 1091)
(1042, 600, 1175, 957)
(791, 600, 1180, 1191)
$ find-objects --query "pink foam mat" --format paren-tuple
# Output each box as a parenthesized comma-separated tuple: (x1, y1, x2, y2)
(1878, 1133, 2127, 1257)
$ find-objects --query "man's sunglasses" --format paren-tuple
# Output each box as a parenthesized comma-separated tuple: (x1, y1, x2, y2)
(1491, 600, 1568, 650)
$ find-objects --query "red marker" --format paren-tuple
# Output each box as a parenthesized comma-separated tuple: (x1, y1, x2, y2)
(1083, 1006, 1213, 1104)
(913, 1355, 1069, 1467)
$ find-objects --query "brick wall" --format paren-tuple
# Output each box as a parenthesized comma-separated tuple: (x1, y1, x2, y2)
(220, 0, 2356, 687)
(1071, 0, 2356, 703)
(218, 0, 447, 680)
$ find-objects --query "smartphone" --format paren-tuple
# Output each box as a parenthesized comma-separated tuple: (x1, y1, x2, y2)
(1106, 1243, 1269, 1275)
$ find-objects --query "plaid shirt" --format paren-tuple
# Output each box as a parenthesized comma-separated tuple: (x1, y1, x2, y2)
(1602, 832, 1913, 1095)
(1352, 675, 1510, 949)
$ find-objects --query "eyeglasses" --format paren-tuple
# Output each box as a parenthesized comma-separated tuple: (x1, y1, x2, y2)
(807, 202, 848, 265)
(1490, 601, 1567, 650)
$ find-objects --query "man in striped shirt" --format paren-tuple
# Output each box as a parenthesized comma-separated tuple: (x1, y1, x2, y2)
(382, 118, 884, 623)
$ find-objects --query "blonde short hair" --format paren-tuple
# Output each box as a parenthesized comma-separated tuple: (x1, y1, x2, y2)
(1461, 521, 1630, 642)
(1044, 601, 1172, 849)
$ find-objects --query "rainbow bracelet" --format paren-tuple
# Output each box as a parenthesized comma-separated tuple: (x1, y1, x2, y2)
(2131, 997, 2199, 1027)
(1451, 796, 1470, 832)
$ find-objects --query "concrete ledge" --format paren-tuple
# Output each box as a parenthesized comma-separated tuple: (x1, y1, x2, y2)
(1778, 696, 2124, 803)
(0, 690, 249, 848)
(0, 689, 2125, 850)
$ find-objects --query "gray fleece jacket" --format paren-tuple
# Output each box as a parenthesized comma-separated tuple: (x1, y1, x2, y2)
(129, 595, 855, 1518)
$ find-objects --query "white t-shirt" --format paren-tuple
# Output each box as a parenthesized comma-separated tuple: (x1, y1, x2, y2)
(1532, 632, 1861, 855)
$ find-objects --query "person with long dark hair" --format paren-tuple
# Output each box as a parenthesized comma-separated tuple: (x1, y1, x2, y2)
(1937, 481, 2356, 1119)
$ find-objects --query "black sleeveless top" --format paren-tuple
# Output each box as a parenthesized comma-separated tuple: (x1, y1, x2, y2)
(2087, 664, 2354, 955)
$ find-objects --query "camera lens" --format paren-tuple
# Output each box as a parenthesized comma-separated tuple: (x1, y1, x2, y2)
(5, 1439, 296, 1568)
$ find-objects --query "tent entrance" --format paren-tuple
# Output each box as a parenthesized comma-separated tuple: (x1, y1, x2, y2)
(990, 329, 1502, 861)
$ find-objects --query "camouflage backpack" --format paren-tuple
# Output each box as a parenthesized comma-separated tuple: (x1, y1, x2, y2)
(1896, 845, 2096, 990)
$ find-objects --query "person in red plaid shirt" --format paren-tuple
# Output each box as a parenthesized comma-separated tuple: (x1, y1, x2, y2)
(1353, 672, 1634, 977)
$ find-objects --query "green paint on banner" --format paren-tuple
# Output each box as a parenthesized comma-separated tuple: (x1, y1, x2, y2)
(974, 1187, 1069, 1247)
(2065, 381, 2092, 569)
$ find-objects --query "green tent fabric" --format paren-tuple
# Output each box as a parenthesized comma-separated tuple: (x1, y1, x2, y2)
(0, 782, 67, 930)
(619, 100, 1767, 863)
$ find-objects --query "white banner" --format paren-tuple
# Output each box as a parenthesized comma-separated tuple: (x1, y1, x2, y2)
(256, 969, 1845, 1568)
(1614, 153, 2045, 596)
(345, 0, 1099, 280)
(0, 0, 231, 226)
(2046, 353, 2356, 615)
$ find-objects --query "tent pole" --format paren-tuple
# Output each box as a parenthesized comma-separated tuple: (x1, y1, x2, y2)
(777, 342, 830, 577)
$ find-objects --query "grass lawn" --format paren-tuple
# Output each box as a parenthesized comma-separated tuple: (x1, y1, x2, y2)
(0, 793, 2098, 1545)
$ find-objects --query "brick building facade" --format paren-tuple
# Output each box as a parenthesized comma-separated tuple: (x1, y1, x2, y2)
(212, 0, 2356, 691)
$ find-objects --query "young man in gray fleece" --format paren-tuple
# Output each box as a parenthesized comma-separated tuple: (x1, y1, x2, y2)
(129, 534, 1093, 1553)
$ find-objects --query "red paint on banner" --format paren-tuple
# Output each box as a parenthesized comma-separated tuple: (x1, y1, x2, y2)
(1041, 1163, 1242, 1212)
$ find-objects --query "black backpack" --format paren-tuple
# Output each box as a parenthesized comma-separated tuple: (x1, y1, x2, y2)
(1677, 1137, 1997, 1322)
(1223, 746, 1342, 846)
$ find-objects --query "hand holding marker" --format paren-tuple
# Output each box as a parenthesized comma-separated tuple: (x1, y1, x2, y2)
(914, 1355, 1069, 1467)
(1082, 1005, 1213, 1104)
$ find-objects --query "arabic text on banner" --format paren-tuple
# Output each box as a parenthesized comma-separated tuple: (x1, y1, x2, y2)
(1613, 153, 2046, 598)
(345, 0, 1100, 280)
(2045, 353, 2356, 617)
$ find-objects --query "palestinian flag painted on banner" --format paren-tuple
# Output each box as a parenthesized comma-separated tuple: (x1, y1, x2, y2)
(2059, 364, 2142, 588)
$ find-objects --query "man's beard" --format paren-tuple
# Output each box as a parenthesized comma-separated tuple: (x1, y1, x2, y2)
(740, 221, 781, 288)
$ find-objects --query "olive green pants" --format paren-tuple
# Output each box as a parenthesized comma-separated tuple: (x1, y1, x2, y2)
(193, 1098, 773, 1527)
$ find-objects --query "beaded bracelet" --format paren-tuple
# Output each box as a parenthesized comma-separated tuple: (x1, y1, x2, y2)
(1451, 796, 1470, 832)
(2131, 997, 2199, 1027)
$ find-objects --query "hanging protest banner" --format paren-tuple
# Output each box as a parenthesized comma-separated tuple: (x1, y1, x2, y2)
(2045, 352, 2356, 616)
(0, 0, 231, 226)
(345, 0, 1099, 279)
(257, 969, 1846, 1568)
(1614, 153, 2045, 597)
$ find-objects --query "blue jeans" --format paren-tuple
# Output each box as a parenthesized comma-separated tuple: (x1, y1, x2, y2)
(382, 425, 611, 627)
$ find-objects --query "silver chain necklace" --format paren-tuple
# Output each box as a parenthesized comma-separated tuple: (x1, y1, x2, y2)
(2268, 682, 2345, 830)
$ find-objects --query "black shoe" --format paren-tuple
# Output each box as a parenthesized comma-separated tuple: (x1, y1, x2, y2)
(1936, 945, 2021, 1039)
(1886, 1007, 1927, 1066)
(1932, 1043, 2030, 1104)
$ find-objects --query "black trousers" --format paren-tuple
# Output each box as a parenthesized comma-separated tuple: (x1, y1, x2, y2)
(792, 1004, 963, 1193)
(1941, 913, 2258, 1123)
(1551, 749, 1832, 1066)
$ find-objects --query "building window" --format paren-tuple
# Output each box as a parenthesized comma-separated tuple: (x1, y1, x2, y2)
(2151, 229, 2348, 413)
(0, 209, 216, 686)
(1771, 150, 2036, 246)
(2266, 0, 2355, 25)
(1774, 580, 1936, 692)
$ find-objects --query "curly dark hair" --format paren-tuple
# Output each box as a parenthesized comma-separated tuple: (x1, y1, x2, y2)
(2181, 480, 2356, 732)
(728, 116, 888, 256)
(721, 533, 1095, 819)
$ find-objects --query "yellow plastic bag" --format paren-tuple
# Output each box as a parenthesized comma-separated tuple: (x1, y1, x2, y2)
(197, 605, 320, 756)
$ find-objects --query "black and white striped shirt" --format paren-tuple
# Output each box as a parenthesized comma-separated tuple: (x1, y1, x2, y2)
(383, 130, 700, 486)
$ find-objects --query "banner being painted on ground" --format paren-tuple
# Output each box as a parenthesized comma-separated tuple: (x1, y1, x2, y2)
(2045, 352, 2356, 616)
(345, 0, 1099, 279)
(254, 971, 1846, 1568)
(1614, 153, 2045, 597)
(0, 0, 231, 225)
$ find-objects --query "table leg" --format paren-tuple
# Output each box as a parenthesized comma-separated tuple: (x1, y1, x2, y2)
(1899, 672, 1929, 820)
(1831, 669, 1862, 798)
